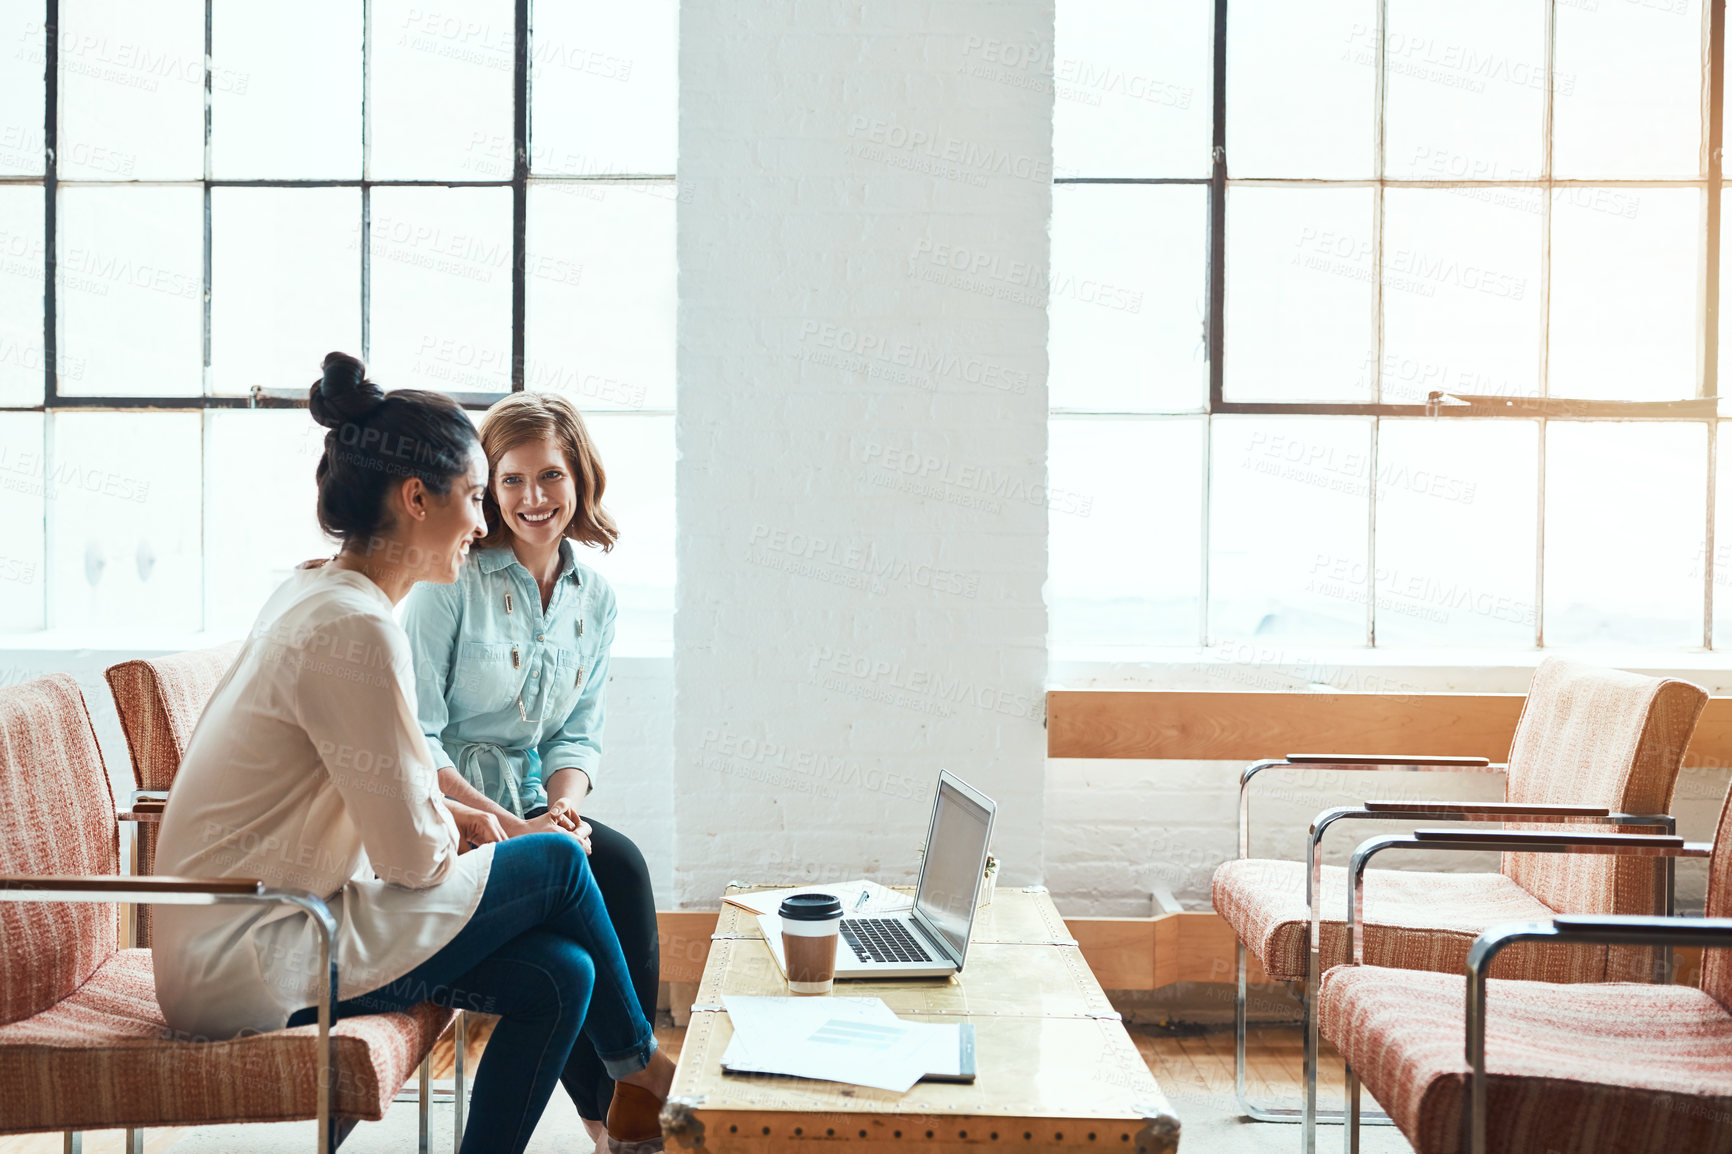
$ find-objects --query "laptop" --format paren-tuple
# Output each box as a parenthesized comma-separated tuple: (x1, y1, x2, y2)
(758, 771, 996, 979)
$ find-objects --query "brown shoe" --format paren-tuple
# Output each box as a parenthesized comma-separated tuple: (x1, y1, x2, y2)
(605, 1082, 665, 1154)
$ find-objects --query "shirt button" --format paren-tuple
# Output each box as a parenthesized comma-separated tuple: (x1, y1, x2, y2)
(536, 633, 545, 641)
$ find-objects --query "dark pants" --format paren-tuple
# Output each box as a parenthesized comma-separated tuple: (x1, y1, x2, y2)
(533, 815, 660, 1123)
(287, 831, 657, 1154)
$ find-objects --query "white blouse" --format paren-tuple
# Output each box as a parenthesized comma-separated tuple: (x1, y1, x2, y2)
(152, 563, 494, 1041)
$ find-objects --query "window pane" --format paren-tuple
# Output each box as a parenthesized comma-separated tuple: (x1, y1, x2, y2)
(1373, 419, 1537, 646)
(1553, 0, 1702, 179)
(368, 186, 513, 393)
(1544, 422, 1705, 647)
(1050, 417, 1202, 648)
(1548, 187, 1698, 401)
(1383, 0, 1545, 181)
(1050, 184, 1206, 413)
(58, 0, 203, 180)
(1380, 188, 1542, 404)
(371, 0, 514, 180)
(0, 412, 45, 630)
(207, 410, 329, 635)
(525, 182, 673, 410)
(210, 0, 361, 179)
(0, 5, 44, 176)
(1225, 186, 1375, 402)
(1227, 0, 1375, 178)
(1053, 0, 1212, 179)
(58, 185, 203, 396)
(580, 413, 672, 654)
(1209, 417, 1371, 644)
(211, 188, 361, 394)
(0, 185, 45, 405)
(531, 0, 676, 176)
(49, 412, 202, 631)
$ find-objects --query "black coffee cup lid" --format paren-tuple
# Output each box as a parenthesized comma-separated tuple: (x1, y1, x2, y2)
(779, 892, 844, 921)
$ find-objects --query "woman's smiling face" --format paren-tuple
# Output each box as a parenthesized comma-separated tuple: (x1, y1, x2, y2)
(493, 436, 578, 548)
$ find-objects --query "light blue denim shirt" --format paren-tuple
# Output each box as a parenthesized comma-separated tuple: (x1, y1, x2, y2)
(401, 539, 616, 816)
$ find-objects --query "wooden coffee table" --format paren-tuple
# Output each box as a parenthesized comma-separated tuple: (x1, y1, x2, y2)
(660, 884, 1180, 1153)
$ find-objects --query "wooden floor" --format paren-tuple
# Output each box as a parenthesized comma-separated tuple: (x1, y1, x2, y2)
(1132, 1023, 1354, 1101)
(0, 1020, 1320, 1153)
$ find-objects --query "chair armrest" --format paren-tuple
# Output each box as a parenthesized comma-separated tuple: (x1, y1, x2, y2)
(0, 873, 343, 1150)
(1239, 756, 1508, 857)
(0, 874, 266, 900)
(1287, 754, 1493, 767)
(1409, 828, 1697, 853)
(1548, 914, 1732, 946)
(1339, 830, 1711, 966)
(1296, 807, 1677, 987)
(1362, 800, 1610, 817)
(119, 797, 166, 824)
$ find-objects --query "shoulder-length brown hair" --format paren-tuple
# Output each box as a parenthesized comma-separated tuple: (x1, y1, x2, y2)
(476, 392, 618, 552)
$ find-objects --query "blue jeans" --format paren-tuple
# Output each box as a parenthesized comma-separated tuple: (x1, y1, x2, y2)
(287, 833, 657, 1154)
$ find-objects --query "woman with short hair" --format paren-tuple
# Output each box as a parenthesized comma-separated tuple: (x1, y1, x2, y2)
(151, 354, 673, 1154)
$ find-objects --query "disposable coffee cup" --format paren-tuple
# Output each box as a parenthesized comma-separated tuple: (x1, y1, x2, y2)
(779, 892, 844, 994)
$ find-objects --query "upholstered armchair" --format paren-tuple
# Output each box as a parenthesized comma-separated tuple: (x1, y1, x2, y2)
(1211, 657, 1707, 1147)
(1320, 785, 1732, 1154)
(105, 642, 241, 946)
(0, 674, 452, 1153)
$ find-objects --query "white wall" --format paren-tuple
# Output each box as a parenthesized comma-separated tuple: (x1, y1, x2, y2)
(671, 1, 1055, 907)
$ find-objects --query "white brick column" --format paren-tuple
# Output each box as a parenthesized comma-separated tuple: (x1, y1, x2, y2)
(674, 2, 1054, 905)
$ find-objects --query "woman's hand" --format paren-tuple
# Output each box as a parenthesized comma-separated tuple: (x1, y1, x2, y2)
(447, 800, 507, 852)
(538, 798, 594, 855)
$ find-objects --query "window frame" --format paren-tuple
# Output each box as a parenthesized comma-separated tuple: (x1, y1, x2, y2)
(1052, 0, 1728, 649)
(3, 0, 677, 414)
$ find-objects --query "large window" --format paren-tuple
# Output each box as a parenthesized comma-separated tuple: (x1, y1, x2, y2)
(1050, 0, 1726, 652)
(0, 0, 675, 647)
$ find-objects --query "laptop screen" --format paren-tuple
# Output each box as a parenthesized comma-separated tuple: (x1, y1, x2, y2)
(913, 777, 994, 963)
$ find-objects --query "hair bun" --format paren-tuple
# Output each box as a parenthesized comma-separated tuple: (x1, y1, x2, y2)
(309, 351, 386, 428)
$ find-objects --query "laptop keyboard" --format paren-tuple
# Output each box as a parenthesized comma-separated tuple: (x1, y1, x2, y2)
(840, 918, 935, 964)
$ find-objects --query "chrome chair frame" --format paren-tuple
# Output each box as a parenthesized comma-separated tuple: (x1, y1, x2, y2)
(0, 877, 343, 1154)
(114, 793, 464, 1154)
(1235, 756, 1505, 1128)
(1461, 916, 1732, 1154)
(1234, 757, 1675, 1154)
(1336, 829, 1715, 1154)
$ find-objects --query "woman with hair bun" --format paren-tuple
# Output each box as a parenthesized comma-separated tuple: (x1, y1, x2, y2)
(402, 390, 658, 1149)
(150, 353, 673, 1154)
